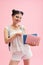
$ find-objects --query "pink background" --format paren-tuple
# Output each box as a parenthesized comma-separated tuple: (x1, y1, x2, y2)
(0, 0, 43, 65)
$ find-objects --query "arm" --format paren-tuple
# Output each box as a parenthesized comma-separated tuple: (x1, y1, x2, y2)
(4, 28, 17, 44)
(4, 27, 22, 44)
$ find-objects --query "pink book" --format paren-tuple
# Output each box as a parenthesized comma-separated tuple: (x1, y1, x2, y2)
(23, 34, 40, 46)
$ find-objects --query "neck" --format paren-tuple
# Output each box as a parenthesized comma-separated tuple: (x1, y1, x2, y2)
(12, 23, 18, 28)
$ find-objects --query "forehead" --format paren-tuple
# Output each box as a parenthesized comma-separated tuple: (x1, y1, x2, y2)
(14, 13, 22, 17)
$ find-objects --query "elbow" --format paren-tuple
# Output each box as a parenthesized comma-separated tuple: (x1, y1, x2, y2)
(5, 41, 8, 44)
(5, 40, 8, 44)
(4, 38, 8, 44)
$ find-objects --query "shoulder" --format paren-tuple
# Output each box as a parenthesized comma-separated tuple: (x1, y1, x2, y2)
(4, 25, 10, 31)
(4, 25, 10, 29)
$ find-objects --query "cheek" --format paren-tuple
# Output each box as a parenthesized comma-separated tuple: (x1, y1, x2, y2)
(12, 17, 15, 21)
(19, 19, 21, 22)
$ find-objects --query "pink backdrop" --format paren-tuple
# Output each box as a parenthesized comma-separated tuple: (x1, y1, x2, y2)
(0, 0, 43, 65)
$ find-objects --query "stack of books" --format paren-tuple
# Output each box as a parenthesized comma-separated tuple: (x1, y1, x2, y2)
(23, 34, 40, 46)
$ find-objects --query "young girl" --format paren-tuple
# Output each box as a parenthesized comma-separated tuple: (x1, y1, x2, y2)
(4, 9, 32, 65)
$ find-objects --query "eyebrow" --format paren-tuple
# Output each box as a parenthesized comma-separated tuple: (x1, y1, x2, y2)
(16, 16, 22, 19)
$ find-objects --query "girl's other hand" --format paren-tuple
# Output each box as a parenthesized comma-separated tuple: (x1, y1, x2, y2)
(16, 33, 22, 37)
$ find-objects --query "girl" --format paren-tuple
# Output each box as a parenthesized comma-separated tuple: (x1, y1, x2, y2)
(4, 9, 32, 65)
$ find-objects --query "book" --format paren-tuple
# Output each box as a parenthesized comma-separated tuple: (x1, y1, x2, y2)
(23, 33, 40, 46)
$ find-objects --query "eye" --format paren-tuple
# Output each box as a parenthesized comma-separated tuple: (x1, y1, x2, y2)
(16, 16, 19, 18)
(16, 16, 22, 19)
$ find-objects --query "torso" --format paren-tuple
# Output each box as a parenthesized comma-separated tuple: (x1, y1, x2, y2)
(9, 24, 24, 52)
(10, 24, 21, 30)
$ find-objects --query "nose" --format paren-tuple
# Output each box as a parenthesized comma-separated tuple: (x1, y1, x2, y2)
(17, 18, 21, 22)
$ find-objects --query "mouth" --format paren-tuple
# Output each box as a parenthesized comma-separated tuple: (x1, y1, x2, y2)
(16, 20, 19, 21)
(16, 19, 20, 22)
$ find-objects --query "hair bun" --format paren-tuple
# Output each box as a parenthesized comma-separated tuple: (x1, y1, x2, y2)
(11, 9, 24, 16)
(12, 9, 16, 13)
